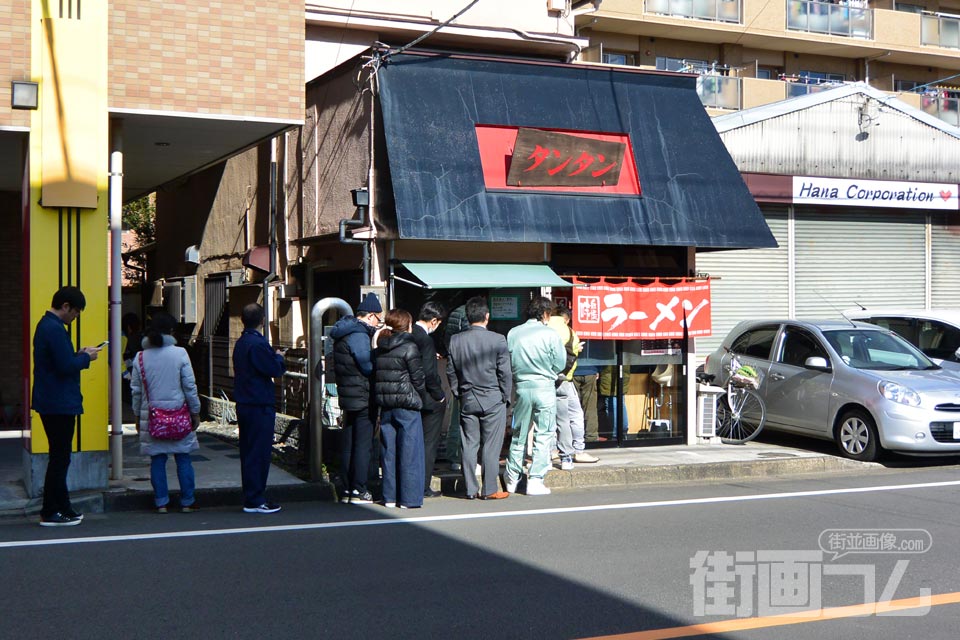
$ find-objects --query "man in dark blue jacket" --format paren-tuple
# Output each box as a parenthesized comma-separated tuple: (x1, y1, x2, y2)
(32, 286, 101, 527)
(330, 292, 382, 504)
(233, 303, 286, 514)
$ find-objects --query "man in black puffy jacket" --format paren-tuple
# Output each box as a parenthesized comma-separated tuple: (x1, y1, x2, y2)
(330, 292, 382, 505)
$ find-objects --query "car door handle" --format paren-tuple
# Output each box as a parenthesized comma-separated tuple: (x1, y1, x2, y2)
(769, 373, 785, 381)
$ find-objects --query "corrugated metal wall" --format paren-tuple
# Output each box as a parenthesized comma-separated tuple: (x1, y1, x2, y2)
(718, 96, 960, 183)
(932, 213, 960, 308)
(695, 208, 790, 357)
(793, 208, 926, 317)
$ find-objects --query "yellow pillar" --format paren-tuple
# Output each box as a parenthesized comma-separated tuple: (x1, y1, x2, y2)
(24, 0, 109, 496)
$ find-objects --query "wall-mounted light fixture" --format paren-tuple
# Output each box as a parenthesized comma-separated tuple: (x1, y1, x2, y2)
(11, 81, 39, 110)
(351, 187, 369, 208)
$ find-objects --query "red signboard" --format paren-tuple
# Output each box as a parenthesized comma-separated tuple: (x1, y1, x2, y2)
(572, 278, 712, 340)
(475, 125, 641, 195)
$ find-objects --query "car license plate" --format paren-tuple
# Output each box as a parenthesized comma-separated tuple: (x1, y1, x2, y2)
(954, 423, 960, 440)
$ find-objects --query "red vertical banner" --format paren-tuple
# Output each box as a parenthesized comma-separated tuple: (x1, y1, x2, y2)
(572, 278, 712, 340)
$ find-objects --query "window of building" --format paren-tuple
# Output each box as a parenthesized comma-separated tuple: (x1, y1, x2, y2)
(895, 3, 924, 13)
(799, 70, 845, 84)
(656, 56, 707, 73)
(896, 79, 922, 91)
(602, 51, 636, 66)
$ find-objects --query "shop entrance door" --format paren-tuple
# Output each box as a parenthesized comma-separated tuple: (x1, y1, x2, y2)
(581, 340, 686, 447)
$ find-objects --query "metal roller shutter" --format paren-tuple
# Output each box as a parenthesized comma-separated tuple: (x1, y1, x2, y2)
(932, 213, 960, 308)
(794, 208, 925, 318)
(695, 207, 790, 358)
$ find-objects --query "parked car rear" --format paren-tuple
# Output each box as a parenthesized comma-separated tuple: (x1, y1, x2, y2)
(704, 319, 960, 462)
(845, 309, 960, 365)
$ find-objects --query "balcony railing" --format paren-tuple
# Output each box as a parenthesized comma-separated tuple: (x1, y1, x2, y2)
(921, 12, 960, 49)
(697, 75, 741, 109)
(781, 76, 846, 98)
(919, 92, 960, 127)
(786, 0, 872, 38)
(646, 0, 741, 23)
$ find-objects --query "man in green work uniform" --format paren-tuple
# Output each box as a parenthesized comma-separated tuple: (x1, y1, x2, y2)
(504, 297, 566, 496)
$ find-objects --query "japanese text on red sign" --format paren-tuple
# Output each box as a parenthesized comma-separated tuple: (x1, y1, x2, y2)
(572, 280, 712, 340)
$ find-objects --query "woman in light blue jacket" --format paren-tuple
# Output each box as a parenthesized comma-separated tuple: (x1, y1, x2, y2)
(131, 312, 202, 512)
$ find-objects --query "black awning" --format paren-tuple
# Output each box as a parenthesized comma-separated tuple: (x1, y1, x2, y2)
(375, 53, 776, 250)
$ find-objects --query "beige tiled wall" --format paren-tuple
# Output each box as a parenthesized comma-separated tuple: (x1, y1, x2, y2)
(0, 0, 31, 128)
(108, 0, 304, 120)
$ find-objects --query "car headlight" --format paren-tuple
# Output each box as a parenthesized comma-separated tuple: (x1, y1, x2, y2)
(879, 381, 921, 407)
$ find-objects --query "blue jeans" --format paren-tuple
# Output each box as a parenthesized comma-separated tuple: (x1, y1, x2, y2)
(604, 395, 629, 440)
(150, 453, 196, 508)
(380, 408, 425, 508)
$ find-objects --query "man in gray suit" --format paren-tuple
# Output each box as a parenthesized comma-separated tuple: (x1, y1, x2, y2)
(446, 296, 512, 500)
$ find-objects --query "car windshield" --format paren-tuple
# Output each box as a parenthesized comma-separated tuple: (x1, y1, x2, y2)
(823, 329, 938, 371)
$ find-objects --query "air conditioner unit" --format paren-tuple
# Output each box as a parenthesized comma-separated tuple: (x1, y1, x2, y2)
(697, 384, 725, 438)
(547, 0, 566, 13)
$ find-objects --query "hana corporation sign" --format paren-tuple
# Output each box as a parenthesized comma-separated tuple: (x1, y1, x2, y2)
(793, 176, 958, 210)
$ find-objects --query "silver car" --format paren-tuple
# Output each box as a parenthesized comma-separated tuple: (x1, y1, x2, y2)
(704, 319, 960, 462)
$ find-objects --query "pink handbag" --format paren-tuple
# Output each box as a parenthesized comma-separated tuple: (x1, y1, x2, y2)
(138, 353, 192, 440)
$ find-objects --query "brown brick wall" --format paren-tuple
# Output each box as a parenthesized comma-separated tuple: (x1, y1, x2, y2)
(108, 0, 304, 121)
(0, 0, 31, 128)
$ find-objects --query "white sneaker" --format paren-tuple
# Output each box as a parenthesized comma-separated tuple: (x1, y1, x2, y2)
(384, 502, 396, 508)
(574, 452, 600, 464)
(560, 459, 574, 471)
(526, 477, 551, 495)
(505, 477, 519, 493)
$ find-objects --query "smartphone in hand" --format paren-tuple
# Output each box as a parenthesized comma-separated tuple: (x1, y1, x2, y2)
(97, 340, 109, 349)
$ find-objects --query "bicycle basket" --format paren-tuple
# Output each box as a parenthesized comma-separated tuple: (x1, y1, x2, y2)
(729, 365, 761, 389)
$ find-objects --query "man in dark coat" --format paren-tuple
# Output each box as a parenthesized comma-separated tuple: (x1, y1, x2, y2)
(446, 296, 512, 500)
(32, 286, 101, 527)
(330, 292, 382, 504)
(233, 303, 286, 514)
(411, 301, 447, 498)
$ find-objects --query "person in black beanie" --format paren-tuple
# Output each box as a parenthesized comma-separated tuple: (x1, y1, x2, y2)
(330, 292, 383, 504)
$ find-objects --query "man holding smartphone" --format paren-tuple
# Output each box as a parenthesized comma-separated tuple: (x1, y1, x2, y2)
(32, 286, 101, 526)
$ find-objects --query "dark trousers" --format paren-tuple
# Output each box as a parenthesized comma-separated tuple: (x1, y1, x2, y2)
(573, 374, 599, 442)
(40, 414, 75, 517)
(380, 408, 425, 508)
(421, 404, 445, 492)
(236, 404, 275, 508)
(339, 408, 375, 494)
(460, 402, 507, 497)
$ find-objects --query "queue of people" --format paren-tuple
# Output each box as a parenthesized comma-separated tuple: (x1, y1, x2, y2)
(29, 285, 602, 526)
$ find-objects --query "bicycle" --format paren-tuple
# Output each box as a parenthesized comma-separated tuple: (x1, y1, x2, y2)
(702, 349, 766, 444)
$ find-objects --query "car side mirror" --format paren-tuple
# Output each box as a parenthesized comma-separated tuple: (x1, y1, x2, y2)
(804, 356, 831, 372)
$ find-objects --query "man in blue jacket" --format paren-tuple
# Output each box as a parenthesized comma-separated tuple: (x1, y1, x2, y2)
(32, 286, 101, 527)
(233, 303, 286, 513)
(330, 292, 382, 504)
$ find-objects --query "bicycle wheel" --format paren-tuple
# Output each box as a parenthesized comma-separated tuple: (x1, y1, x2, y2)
(716, 388, 766, 444)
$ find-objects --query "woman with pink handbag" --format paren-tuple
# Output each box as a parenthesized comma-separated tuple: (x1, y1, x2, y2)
(131, 311, 202, 513)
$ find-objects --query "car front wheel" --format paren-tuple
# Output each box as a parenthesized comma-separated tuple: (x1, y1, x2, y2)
(836, 409, 880, 462)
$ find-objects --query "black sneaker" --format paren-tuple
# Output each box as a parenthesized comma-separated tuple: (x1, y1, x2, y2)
(350, 491, 373, 504)
(63, 509, 84, 521)
(39, 512, 82, 527)
(424, 488, 442, 498)
(243, 502, 282, 514)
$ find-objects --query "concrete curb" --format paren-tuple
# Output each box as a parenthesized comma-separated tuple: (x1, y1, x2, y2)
(542, 456, 880, 489)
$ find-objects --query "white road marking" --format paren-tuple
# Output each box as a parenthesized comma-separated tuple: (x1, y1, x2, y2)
(4, 478, 960, 550)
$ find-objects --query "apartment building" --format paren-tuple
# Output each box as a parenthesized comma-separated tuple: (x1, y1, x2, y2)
(579, 0, 960, 123)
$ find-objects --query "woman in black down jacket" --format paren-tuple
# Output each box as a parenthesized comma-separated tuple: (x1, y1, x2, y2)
(374, 309, 426, 509)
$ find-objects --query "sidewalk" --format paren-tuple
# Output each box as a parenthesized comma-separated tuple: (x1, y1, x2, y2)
(1, 427, 879, 520)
